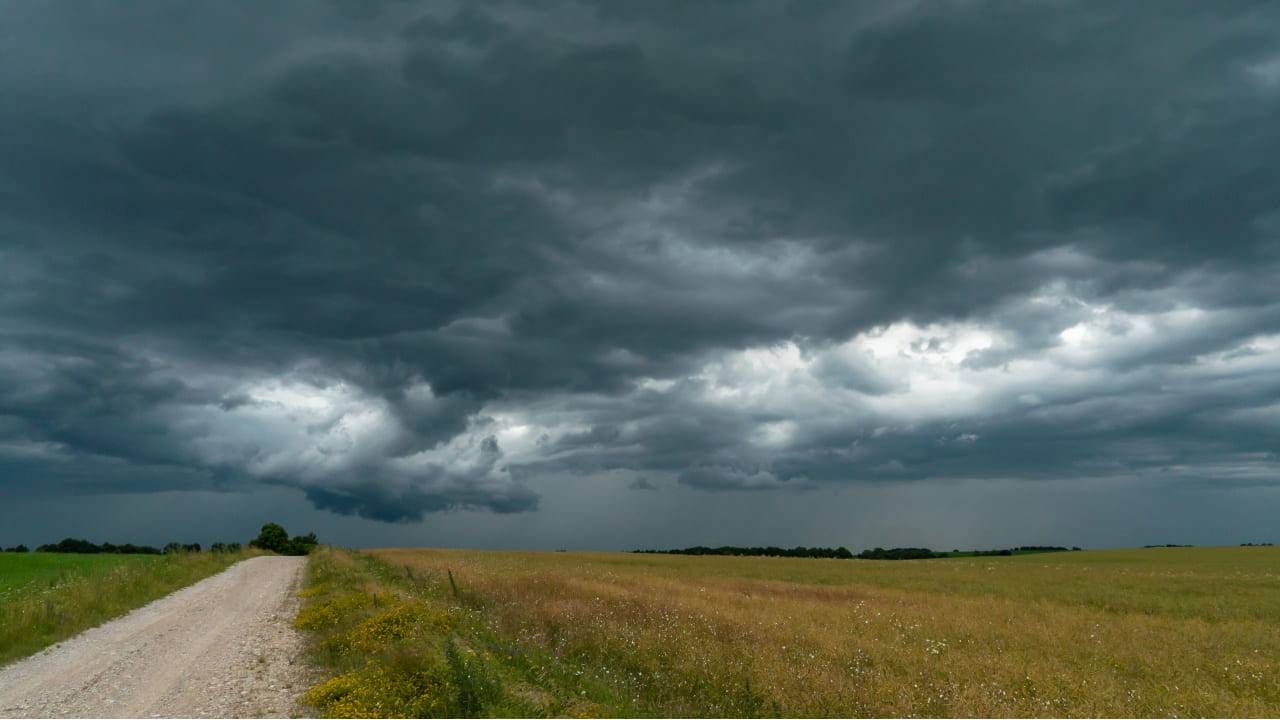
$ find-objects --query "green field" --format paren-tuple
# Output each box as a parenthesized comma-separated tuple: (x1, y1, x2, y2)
(0, 553, 160, 597)
(294, 545, 1280, 718)
(0, 550, 252, 666)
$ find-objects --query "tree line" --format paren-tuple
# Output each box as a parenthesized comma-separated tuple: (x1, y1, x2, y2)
(0, 538, 247, 555)
(634, 545, 856, 559)
(635, 545, 1082, 560)
(1, 522, 318, 556)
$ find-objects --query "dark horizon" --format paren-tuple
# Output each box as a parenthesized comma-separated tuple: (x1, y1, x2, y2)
(6, 532, 1264, 556)
(2, 1, 1278, 549)
(1, 497, 1269, 556)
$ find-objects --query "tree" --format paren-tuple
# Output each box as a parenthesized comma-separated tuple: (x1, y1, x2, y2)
(37, 538, 102, 554)
(284, 532, 318, 556)
(250, 523, 290, 553)
(250, 523, 318, 556)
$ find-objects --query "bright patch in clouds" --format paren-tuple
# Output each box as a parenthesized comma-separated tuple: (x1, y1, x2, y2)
(182, 379, 399, 480)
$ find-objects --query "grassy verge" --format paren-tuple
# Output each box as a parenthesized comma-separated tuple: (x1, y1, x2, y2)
(0, 550, 257, 666)
(296, 546, 1280, 717)
(295, 547, 607, 718)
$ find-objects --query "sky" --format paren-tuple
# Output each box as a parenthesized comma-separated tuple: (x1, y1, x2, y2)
(1, 0, 1278, 551)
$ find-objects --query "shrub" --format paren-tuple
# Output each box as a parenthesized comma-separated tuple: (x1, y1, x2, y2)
(285, 533, 319, 556)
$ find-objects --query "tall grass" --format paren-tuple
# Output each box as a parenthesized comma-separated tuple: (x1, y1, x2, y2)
(296, 546, 1280, 717)
(0, 550, 255, 666)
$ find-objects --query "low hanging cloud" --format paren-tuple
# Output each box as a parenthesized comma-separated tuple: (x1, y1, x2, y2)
(1, 1, 1278, 523)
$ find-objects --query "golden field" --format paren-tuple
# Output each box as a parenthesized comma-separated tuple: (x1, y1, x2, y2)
(294, 546, 1280, 717)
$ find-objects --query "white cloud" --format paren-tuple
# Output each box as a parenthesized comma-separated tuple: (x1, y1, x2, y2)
(178, 379, 400, 480)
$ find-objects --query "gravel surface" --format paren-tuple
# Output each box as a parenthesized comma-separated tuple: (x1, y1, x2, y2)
(0, 556, 311, 718)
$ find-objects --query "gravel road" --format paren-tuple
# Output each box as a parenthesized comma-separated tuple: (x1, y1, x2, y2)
(0, 556, 311, 718)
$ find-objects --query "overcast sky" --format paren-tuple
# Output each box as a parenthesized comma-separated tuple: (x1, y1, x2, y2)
(2, 0, 1278, 550)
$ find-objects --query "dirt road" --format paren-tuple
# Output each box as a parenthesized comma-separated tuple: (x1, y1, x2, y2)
(0, 556, 310, 718)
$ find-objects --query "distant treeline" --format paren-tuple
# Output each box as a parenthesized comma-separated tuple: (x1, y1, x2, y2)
(635, 545, 855, 559)
(0, 538, 244, 555)
(1143, 543, 1275, 548)
(853, 547, 939, 560)
(634, 545, 1081, 560)
(854, 545, 1079, 559)
(943, 545, 1081, 557)
(2, 522, 318, 557)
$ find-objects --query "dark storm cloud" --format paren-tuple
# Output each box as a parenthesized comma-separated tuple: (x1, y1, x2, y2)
(1, 0, 1278, 522)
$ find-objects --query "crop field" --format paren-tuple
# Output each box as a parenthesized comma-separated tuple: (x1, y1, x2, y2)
(295, 546, 1280, 718)
(0, 550, 251, 666)
(0, 552, 159, 597)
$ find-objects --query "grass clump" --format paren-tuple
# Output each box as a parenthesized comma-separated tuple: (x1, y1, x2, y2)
(0, 549, 255, 666)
